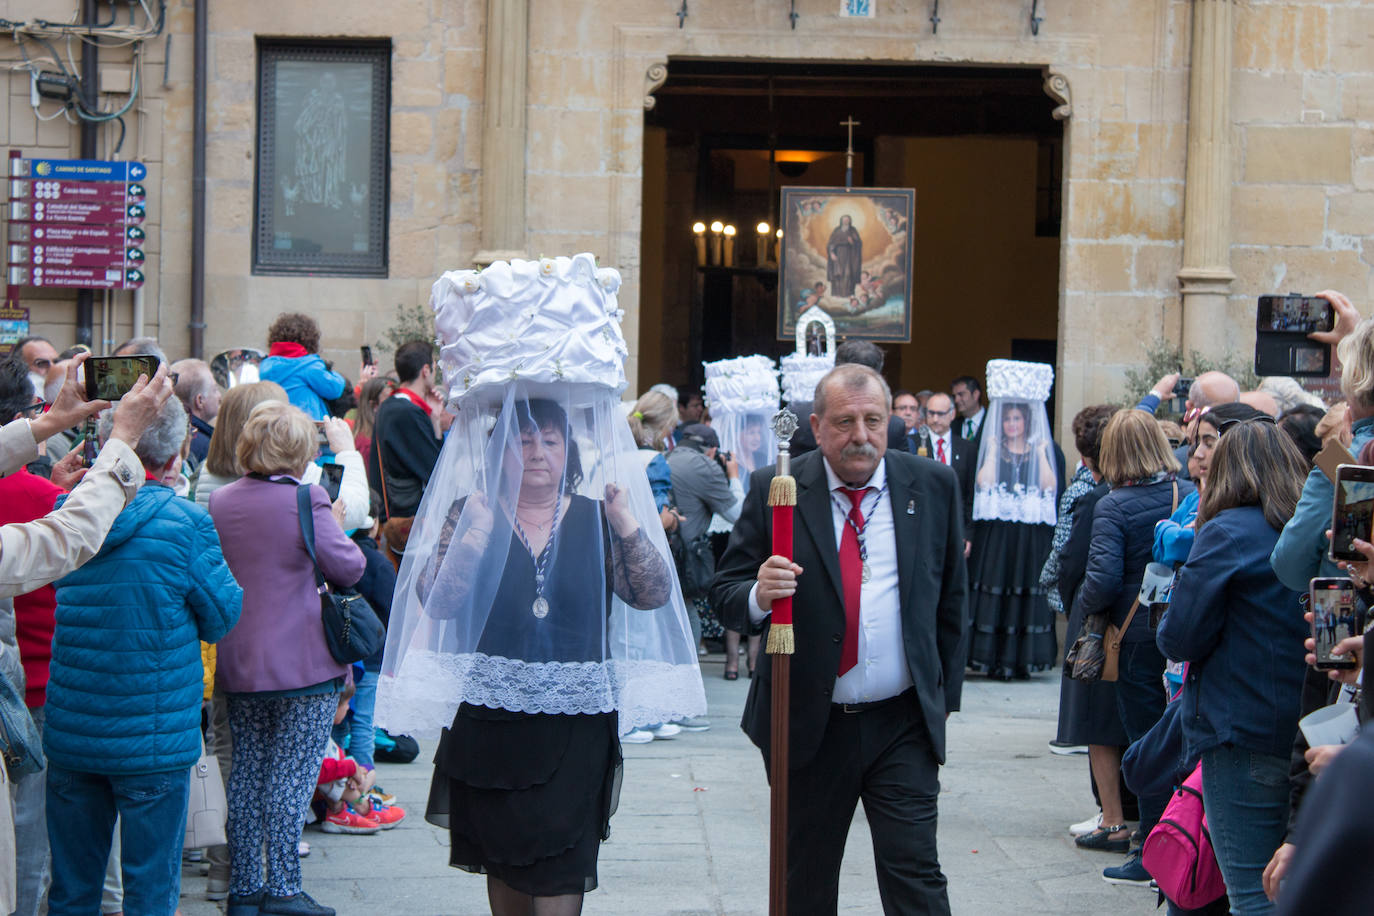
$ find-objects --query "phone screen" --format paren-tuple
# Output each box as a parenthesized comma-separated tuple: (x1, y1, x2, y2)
(1331, 465, 1374, 561)
(361, 345, 374, 367)
(1258, 294, 1335, 334)
(1310, 578, 1361, 669)
(85, 355, 159, 401)
(321, 463, 345, 502)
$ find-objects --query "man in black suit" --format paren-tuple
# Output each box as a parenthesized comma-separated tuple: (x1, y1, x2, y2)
(712, 364, 967, 916)
(951, 374, 986, 455)
(921, 392, 974, 557)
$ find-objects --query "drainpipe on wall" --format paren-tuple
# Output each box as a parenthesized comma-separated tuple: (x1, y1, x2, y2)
(75, 0, 99, 348)
(189, 0, 207, 358)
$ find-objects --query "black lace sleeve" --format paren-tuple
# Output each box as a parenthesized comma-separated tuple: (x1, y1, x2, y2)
(416, 498, 488, 617)
(605, 524, 673, 610)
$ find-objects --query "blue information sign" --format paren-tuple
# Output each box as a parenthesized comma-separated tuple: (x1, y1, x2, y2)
(9, 158, 147, 183)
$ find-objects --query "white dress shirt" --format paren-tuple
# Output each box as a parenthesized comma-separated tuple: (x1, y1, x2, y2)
(748, 457, 913, 704)
(961, 407, 985, 441)
(931, 430, 954, 466)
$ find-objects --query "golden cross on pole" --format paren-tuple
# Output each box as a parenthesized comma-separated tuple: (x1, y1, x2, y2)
(841, 115, 860, 188)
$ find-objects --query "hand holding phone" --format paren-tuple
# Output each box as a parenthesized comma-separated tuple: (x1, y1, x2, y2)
(1255, 294, 1333, 377)
(1308, 578, 1362, 670)
(1330, 464, 1374, 562)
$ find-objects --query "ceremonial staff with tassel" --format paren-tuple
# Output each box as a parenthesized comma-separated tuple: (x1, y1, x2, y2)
(765, 407, 799, 915)
(711, 364, 968, 916)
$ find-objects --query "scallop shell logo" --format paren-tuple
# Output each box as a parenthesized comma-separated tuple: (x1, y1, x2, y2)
(35, 161, 52, 176)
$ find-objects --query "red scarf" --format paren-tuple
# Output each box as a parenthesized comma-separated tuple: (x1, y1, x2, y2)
(392, 387, 433, 416)
(268, 341, 309, 359)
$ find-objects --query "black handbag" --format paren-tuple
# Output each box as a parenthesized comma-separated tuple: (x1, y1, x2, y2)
(296, 485, 386, 665)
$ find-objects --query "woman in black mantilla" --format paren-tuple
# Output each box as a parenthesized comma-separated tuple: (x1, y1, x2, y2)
(378, 255, 704, 914)
(966, 360, 1063, 680)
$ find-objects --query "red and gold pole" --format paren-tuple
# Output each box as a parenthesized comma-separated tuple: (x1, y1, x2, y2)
(766, 408, 798, 916)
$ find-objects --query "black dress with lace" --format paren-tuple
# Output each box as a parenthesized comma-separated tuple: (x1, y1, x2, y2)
(424, 494, 666, 896)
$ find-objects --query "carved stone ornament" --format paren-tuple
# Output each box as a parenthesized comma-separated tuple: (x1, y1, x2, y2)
(644, 63, 668, 111)
(1042, 70, 1072, 121)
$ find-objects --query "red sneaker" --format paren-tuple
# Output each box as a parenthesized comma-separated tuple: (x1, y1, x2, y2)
(321, 805, 380, 835)
(366, 801, 406, 830)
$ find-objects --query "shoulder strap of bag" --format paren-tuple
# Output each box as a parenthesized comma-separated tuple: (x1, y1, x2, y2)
(296, 484, 327, 592)
(1171, 479, 1179, 514)
(374, 410, 393, 520)
(1117, 597, 1142, 640)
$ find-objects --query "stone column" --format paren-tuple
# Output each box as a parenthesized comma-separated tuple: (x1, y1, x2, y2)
(1177, 0, 1235, 356)
(474, 0, 529, 266)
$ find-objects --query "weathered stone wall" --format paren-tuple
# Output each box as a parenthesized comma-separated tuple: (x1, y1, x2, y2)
(0, 0, 1369, 441)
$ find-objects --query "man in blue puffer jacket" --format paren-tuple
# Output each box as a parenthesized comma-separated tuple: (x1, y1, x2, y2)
(44, 394, 242, 916)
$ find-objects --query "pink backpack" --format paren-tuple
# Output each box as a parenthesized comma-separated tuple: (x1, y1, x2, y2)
(1142, 763, 1227, 909)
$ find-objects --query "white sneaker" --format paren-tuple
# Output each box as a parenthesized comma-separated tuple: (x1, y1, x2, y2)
(651, 722, 682, 738)
(675, 716, 711, 732)
(1069, 813, 1102, 837)
(1048, 741, 1089, 756)
(622, 728, 655, 744)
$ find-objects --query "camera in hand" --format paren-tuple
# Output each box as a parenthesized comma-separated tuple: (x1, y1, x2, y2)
(1330, 464, 1374, 562)
(1254, 294, 1332, 377)
(84, 355, 159, 401)
(1309, 577, 1362, 670)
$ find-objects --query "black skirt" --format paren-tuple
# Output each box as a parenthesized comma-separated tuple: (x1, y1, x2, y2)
(967, 519, 1057, 676)
(1055, 587, 1129, 746)
(425, 704, 622, 896)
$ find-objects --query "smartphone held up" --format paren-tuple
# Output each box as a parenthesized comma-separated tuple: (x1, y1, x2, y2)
(1330, 464, 1374, 563)
(1309, 578, 1362, 670)
(84, 355, 159, 402)
(1254, 294, 1332, 377)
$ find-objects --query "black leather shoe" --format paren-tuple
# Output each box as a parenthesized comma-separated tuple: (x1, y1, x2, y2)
(260, 892, 336, 916)
(227, 889, 266, 916)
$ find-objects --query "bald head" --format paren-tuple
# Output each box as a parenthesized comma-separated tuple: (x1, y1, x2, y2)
(172, 358, 222, 422)
(1238, 390, 1280, 418)
(1188, 371, 1240, 410)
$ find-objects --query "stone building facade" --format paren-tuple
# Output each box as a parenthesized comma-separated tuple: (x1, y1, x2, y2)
(0, 0, 1371, 445)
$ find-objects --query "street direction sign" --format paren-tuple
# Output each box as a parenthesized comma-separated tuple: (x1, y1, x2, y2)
(10, 179, 146, 203)
(8, 158, 147, 182)
(8, 200, 146, 225)
(9, 243, 145, 269)
(7, 264, 144, 290)
(9, 223, 146, 246)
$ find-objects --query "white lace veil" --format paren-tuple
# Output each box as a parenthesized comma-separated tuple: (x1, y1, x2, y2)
(703, 355, 779, 477)
(972, 359, 1059, 526)
(375, 255, 706, 737)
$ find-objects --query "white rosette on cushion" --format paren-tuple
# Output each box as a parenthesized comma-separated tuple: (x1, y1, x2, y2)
(377, 253, 707, 737)
(973, 359, 1059, 526)
(703, 355, 780, 478)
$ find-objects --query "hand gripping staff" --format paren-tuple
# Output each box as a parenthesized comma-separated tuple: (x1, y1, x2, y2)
(766, 407, 798, 916)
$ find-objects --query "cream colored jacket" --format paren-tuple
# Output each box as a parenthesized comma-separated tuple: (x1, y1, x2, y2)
(0, 419, 144, 598)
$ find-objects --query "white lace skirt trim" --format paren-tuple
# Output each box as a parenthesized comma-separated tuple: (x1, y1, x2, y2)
(973, 485, 1057, 526)
(375, 650, 708, 738)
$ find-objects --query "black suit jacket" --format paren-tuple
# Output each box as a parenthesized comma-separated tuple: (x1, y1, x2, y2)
(710, 449, 968, 769)
(953, 410, 985, 457)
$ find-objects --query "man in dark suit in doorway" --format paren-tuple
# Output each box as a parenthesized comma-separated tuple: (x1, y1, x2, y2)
(921, 391, 974, 557)
(712, 363, 968, 916)
(951, 374, 987, 455)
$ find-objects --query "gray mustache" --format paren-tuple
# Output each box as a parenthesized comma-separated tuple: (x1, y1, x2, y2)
(840, 443, 879, 461)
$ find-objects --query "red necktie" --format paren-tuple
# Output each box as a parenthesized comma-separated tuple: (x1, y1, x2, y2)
(937, 437, 947, 465)
(838, 487, 869, 676)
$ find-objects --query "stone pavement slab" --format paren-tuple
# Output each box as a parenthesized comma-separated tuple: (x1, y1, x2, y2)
(177, 657, 1163, 915)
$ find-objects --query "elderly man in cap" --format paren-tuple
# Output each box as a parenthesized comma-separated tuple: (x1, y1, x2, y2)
(665, 423, 743, 647)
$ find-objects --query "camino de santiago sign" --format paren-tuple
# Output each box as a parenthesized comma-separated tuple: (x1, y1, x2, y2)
(6, 157, 148, 290)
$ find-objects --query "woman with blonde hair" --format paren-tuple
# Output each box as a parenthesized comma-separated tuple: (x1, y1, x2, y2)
(209, 402, 366, 916)
(1071, 409, 1194, 885)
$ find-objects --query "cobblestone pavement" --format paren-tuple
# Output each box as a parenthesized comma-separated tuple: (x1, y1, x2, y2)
(178, 655, 1164, 915)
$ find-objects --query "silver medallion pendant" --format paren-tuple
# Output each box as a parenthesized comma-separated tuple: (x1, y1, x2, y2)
(532, 596, 550, 619)
(861, 562, 871, 584)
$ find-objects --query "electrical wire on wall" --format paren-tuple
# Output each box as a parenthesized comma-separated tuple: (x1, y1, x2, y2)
(4, 0, 164, 151)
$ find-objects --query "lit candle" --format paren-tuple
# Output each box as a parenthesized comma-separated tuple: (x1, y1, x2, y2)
(692, 222, 707, 266)
(775, 227, 783, 263)
(756, 222, 770, 265)
(723, 224, 737, 267)
(710, 220, 724, 265)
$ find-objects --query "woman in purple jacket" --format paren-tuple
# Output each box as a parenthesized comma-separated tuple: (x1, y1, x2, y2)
(209, 402, 365, 916)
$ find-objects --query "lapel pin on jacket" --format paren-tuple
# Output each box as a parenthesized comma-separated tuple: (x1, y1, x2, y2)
(906, 499, 916, 515)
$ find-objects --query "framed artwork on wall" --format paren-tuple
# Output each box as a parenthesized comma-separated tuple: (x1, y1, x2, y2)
(776, 185, 915, 343)
(253, 40, 391, 277)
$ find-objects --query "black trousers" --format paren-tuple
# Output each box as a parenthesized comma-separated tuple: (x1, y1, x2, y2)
(772, 691, 950, 916)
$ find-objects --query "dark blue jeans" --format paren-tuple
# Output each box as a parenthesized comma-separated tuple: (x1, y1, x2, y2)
(1201, 745, 1289, 915)
(45, 763, 190, 916)
(1114, 639, 1169, 836)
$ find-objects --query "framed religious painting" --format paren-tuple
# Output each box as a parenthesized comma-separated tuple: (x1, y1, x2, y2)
(776, 186, 916, 343)
(253, 40, 391, 277)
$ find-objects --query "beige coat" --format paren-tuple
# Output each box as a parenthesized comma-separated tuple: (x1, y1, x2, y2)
(0, 419, 144, 598)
